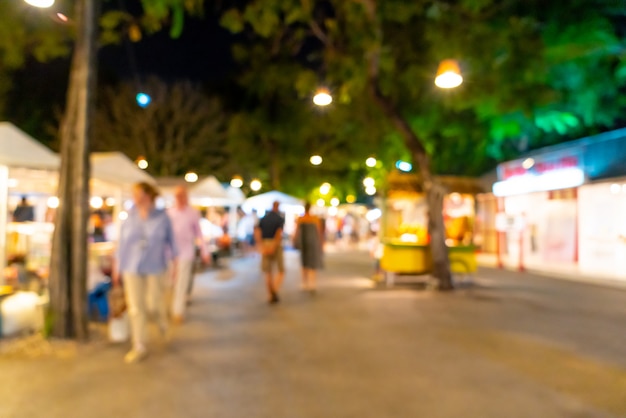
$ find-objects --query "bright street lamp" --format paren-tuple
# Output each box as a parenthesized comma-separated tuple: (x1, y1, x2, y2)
(435, 59, 463, 89)
(184, 172, 198, 183)
(250, 179, 262, 192)
(24, 0, 55, 7)
(90, 196, 104, 209)
(230, 176, 243, 188)
(47, 196, 60, 209)
(136, 157, 148, 170)
(313, 89, 333, 106)
(363, 177, 375, 188)
(310, 155, 323, 166)
(320, 182, 331, 195)
(366, 157, 377, 168)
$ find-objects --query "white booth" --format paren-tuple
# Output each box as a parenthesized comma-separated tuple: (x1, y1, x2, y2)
(0, 122, 60, 284)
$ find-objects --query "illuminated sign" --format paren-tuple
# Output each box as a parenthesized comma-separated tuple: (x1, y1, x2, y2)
(493, 167, 585, 197)
(499, 155, 580, 181)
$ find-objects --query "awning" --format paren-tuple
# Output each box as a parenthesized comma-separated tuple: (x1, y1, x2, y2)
(243, 191, 304, 211)
(0, 122, 59, 170)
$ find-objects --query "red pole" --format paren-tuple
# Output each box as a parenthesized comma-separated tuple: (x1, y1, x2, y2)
(496, 196, 504, 269)
(573, 188, 579, 263)
(518, 227, 525, 272)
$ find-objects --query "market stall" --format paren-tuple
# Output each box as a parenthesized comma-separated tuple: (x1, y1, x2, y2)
(0, 122, 60, 336)
(189, 177, 245, 250)
(379, 172, 481, 280)
(0, 122, 60, 287)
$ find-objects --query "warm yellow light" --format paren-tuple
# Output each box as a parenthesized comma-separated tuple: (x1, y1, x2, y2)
(316, 199, 326, 207)
(310, 155, 323, 166)
(363, 177, 375, 188)
(250, 179, 262, 192)
(320, 182, 331, 195)
(330, 198, 340, 207)
(435, 59, 463, 89)
(47, 196, 59, 209)
(230, 176, 243, 188)
(313, 89, 332, 106)
(24, 0, 55, 8)
(184, 172, 199, 183)
(346, 195, 356, 203)
(105, 197, 116, 207)
(90, 196, 104, 209)
(119, 211, 129, 221)
(366, 157, 377, 168)
(137, 157, 148, 170)
(365, 186, 377, 196)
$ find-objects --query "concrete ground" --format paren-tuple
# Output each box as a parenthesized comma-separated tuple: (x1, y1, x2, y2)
(1, 249, 626, 418)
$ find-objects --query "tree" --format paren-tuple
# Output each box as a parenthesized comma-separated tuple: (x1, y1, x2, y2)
(221, 0, 626, 290)
(94, 77, 228, 177)
(11, 0, 203, 340)
(221, 10, 398, 199)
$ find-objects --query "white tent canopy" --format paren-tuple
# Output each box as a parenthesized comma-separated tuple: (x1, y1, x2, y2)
(243, 191, 304, 212)
(91, 152, 155, 189)
(191, 185, 246, 207)
(190, 176, 228, 198)
(0, 122, 59, 170)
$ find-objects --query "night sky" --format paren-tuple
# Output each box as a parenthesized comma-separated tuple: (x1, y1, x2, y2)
(7, 11, 238, 146)
(99, 15, 236, 84)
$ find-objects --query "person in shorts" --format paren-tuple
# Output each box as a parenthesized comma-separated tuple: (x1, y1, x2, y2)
(255, 201, 285, 304)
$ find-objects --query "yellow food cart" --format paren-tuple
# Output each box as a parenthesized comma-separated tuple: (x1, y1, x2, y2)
(379, 172, 481, 284)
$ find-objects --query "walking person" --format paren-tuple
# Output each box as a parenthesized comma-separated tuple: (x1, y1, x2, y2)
(255, 201, 285, 304)
(168, 185, 209, 325)
(294, 202, 324, 292)
(113, 182, 177, 364)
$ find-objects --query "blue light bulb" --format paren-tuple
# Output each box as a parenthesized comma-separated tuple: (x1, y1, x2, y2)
(136, 93, 151, 108)
(396, 161, 413, 172)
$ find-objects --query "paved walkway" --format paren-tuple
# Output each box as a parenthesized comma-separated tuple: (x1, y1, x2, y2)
(1, 250, 626, 418)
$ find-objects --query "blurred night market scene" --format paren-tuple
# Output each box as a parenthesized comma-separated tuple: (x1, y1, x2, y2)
(2, 1, 626, 417)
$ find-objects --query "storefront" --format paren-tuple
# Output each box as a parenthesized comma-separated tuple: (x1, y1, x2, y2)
(480, 127, 626, 281)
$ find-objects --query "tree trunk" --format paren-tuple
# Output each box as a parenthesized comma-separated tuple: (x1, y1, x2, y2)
(360, 0, 453, 290)
(48, 0, 98, 339)
(369, 84, 454, 291)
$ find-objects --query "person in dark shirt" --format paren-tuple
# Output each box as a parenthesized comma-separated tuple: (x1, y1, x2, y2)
(13, 196, 34, 222)
(255, 201, 285, 304)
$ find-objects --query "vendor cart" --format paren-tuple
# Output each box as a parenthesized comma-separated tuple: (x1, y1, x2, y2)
(379, 172, 481, 286)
